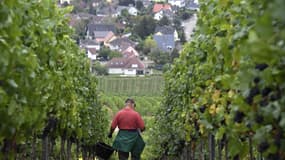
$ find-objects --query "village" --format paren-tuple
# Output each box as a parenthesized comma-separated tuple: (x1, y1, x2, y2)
(59, 0, 198, 76)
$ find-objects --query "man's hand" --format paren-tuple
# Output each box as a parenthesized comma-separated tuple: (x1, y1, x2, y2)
(108, 132, 112, 138)
(108, 128, 115, 138)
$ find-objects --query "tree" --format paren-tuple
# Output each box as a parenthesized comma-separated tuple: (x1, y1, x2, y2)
(92, 62, 108, 75)
(170, 48, 179, 62)
(143, 36, 157, 55)
(98, 47, 122, 60)
(133, 15, 156, 39)
(88, 4, 96, 15)
(173, 18, 181, 28)
(71, 0, 85, 13)
(135, 1, 144, 11)
(149, 48, 170, 65)
(158, 16, 171, 26)
(177, 28, 186, 44)
(121, 9, 130, 18)
(119, 0, 135, 6)
(72, 19, 89, 41)
(0, 0, 108, 158)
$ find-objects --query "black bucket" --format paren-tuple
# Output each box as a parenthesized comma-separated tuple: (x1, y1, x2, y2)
(95, 142, 114, 160)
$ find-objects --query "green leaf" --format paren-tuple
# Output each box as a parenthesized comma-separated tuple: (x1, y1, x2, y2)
(7, 79, 18, 88)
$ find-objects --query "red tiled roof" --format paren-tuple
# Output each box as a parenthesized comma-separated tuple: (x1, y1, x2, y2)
(122, 51, 136, 58)
(107, 57, 144, 69)
(122, 46, 139, 57)
(107, 57, 128, 68)
(153, 4, 171, 13)
(124, 57, 145, 69)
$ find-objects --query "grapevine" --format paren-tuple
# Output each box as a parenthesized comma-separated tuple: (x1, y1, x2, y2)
(152, 0, 285, 159)
(0, 0, 108, 159)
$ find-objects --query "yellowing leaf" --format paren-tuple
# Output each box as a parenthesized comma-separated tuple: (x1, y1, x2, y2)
(212, 90, 221, 102)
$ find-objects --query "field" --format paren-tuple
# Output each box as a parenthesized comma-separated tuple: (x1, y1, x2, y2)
(97, 76, 164, 96)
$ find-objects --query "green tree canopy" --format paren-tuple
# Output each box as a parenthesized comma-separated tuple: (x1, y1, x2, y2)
(119, 0, 135, 6)
(135, 0, 144, 11)
(133, 15, 156, 39)
(92, 62, 108, 75)
(149, 48, 170, 65)
(158, 16, 171, 26)
(98, 47, 122, 60)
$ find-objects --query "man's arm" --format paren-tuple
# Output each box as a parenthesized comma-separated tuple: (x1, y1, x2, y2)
(108, 113, 119, 138)
(108, 127, 115, 138)
(137, 114, 145, 132)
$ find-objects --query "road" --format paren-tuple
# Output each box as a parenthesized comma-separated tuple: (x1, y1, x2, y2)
(182, 13, 198, 41)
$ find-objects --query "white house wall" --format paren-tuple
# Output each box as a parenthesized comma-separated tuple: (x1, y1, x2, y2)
(124, 69, 136, 75)
(169, 0, 185, 7)
(108, 68, 124, 74)
(87, 51, 97, 60)
(86, 45, 100, 50)
(109, 45, 119, 51)
(154, 12, 163, 20)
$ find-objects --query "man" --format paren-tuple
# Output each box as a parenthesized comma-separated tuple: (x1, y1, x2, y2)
(108, 98, 145, 160)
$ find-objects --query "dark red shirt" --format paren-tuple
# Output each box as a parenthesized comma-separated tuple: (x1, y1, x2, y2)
(111, 107, 145, 130)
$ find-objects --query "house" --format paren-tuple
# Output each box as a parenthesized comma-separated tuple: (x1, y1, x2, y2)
(128, 7, 138, 16)
(122, 46, 139, 57)
(115, 6, 129, 17)
(80, 39, 100, 62)
(151, 0, 167, 2)
(154, 11, 163, 20)
(140, 0, 152, 7)
(153, 34, 175, 52)
(94, 31, 116, 44)
(80, 39, 100, 50)
(153, 3, 173, 20)
(77, 13, 96, 20)
(91, 0, 101, 7)
(86, 48, 97, 62)
(122, 51, 136, 58)
(115, 6, 138, 17)
(89, 16, 105, 24)
(186, 0, 199, 11)
(86, 23, 116, 38)
(168, 0, 186, 8)
(59, 0, 71, 4)
(106, 57, 145, 75)
(86, 23, 116, 43)
(154, 9, 174, 21)
(108, 37, 137, 52)
(152, 3, 171, 13)
(155, 25, 179, 41)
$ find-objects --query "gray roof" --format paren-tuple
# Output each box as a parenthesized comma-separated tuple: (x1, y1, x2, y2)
(153, 34, 175, 52)
(80, 39, 99, 46)
(87, 23, 116, 36)
(163, 9, 175, 19)
(187, 1, 199, 10)
(155, 26, 175, 35)
(94, 31, 111, 38)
